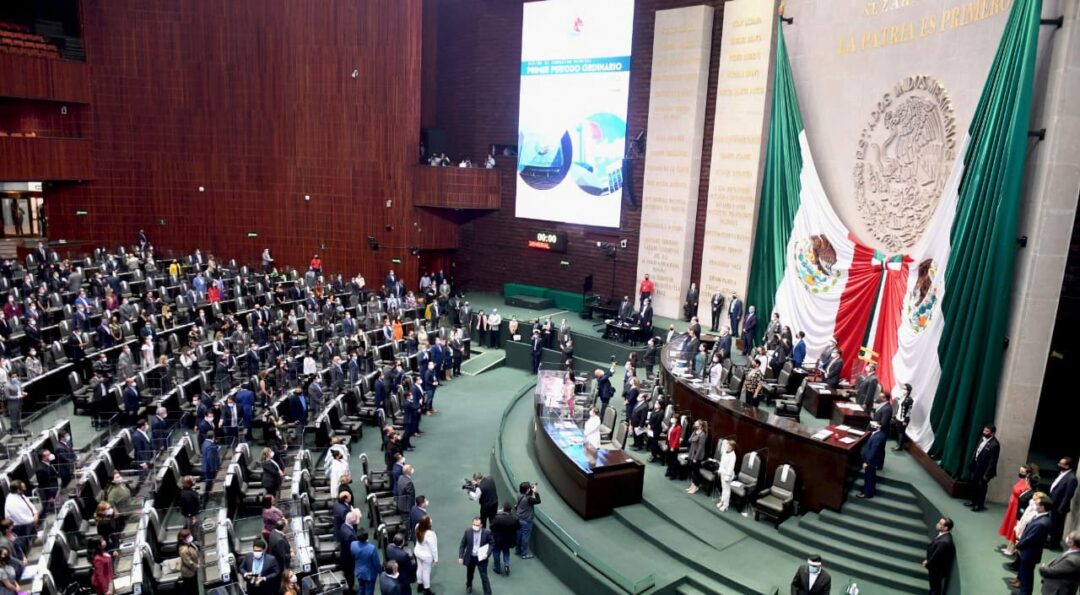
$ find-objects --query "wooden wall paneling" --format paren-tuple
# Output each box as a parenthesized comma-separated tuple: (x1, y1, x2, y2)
(0, 53, 91, 103)
(0, 137, 93, 181)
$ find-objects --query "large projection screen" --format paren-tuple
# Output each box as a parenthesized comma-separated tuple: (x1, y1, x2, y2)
(515, 0, 635, 229)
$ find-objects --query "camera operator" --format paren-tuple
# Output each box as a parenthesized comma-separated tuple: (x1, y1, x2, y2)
(515, 482, 541, 559)
(469, 472, 499, 528)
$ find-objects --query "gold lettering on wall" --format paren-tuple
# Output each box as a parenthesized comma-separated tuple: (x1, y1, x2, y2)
(838, 0, 1013, 55)
(635, 6, 715, 319)
(697, 0, 778, 320)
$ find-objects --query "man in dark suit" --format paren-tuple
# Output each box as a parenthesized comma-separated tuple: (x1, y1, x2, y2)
(1049, 459, 1079, 548)
(379, 561, 403, 595)
(395, 465, 416, 515)
(856, 364, 879, 411)
(790, 554, 831, 595)
(458, 518, 495, 595)
(351, 528, 382, 595)
(728, 293, 743, 339)
(332, 492, 353, 535)
(873, 392, 893, 433)
(1040, 531, 1080, 595)
(688, 317, 702, 341)
(530, 330, 543, 374)
(709, 291, 725, 332)
(373, 369, 388, 416)
(239, 539, 281, 595)
(617, 296, 632, 321)
(329, 356, 345, 394)
(133, 418, 153, 469)
(967, 424, 1000, 512)
(201, 431, 219, 493)
(402, 385, 421, 449)
(287, 388, 307, 434)
(473, 473, 498, 528)
(741, 306, 758, 356)
(639, 298, 654, 334)
(408, 495, 428, 543)
(245, 342, 261, 378)
(594, 362, 616, 422)
(35, 449, 61, 503)
(823, 348, 843, 390)
(338, 511, 360, 593)
(683, 283, 699, 322)
(122, 378, 141, 427)
(857, 421, 887, 499)
(267, 518, 291, 572)
(924, 517, 956, 595)
(150, 406, 169, 451)
(1016, 497, 1054, 595)
(385, 533, 416, 595)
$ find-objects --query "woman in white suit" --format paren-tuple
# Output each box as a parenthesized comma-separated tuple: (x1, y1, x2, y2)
(717, 439, 738, 512)
(583, 408, 602, 448)
(414, 514, 439, 593)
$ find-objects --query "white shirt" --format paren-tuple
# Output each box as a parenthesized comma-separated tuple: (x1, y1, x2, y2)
(718, 450, 737, 482)
(4, 492, 35, 525)
(303, 356, 317, 376)
(807, 568, 821, 590)
(583, 416, 602, 448)
(975, 436, 991, 459)
(1051, 470, 1071, 493)
(414, 529, 438, 562)
(326, 457, 349, 493)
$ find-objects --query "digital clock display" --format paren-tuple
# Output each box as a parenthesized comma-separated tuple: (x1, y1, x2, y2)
(527, 228, 567, 253)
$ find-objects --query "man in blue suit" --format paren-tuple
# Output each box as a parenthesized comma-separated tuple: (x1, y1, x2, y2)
(308, 378, 324, 420)
(792, 331, 807, 368)
(122, 378, 140, 427)
(1014, 496, 1052, 595)
(385, 533, 416, 595)
(741, 305, 758, 356)
(431, 338, 446, 381)
(245, 342, 260, 378)
(235, 383, 256, 432)
(239, 539, 281, 595)
(201, 431, 220, 493)
(332, 491, 353, 535)
(421, 361, 439, 414)
(408, 496, 428, 544)
(133, 418, 153, 470)
(288, 388, 307, 434)
(857, 421, 887, 499)
(348, 353, 361, 387)
(379, 561, 403, 595)
(728, 293, 743, 339)
(342, 312, 357, 338)
(338, 511, 360, 593)
(350, 528, 382, 595)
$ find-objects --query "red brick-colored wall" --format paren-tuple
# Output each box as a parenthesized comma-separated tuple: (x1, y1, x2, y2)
(436, 0, 725, 303)
(44, 0, 450, 284)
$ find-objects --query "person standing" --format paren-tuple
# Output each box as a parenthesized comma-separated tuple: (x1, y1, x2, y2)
(741, 306, 757, 356)
(583, 408, 602, 449)
(893, 384, 914, 452)
(458, 517, 494, 595)
(239, 539, 280, 595)
(515, 482, 540, 560)
(487, 309, 502, 349)
(380, 560, 403, 595)
(5, 375, 24, 433)
(338, 511, 360, 593)
(1049, 459, 1078, 549)
(664, 416, 683, 479)
(924, 517, 956, 595)
(685, 420, 708, 495)
(856, 364, 880, 411)
(638, 274, 654, 310)
(683, 283, 699, 322)
(790, 554, 831, 595)
(857, 421, 887, 499)
(1015, 496, 1053, 595)
(1039, 531, 1080, 595)
(385, 533, 415, 595)
(967, 424, 1001, 512)
(709, 291, 725, 333)
(490, 502, 520, 576)
(350, 529, 381, 595)
(473, 472, 499, 529)
(530, 329, 543, 374)
(727, 293, 742, 341)
(595, 361, 616, 422)
(716, 440, 737, 512)
(178, 528, 200, 593)
(88, 537, 114, 595)
(414, 515, 438, 595)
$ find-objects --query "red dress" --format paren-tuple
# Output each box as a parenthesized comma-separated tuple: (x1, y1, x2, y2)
(91, 552, 114, 595)
(998, 478, 1027, 541)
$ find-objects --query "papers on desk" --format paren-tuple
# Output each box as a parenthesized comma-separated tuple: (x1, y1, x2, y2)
(555, 421, 578, 430)
(20, 564, 37, 581)
(835, 402, 863, 411)
(811, 429, 833, 441)
(835, 424, 866, 437)
(839, 436, 858, 445)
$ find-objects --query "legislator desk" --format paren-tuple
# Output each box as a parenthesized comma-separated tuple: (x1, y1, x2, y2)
(531, 369, 644, 519)
(660, 346, 867, 512)
(802, 381, 853, 418)
(831, 401, 871, 429)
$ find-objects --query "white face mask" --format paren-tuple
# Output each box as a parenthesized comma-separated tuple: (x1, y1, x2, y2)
(186, 536, 194, 544)
(253, 551, 263, 559)
(473, 526, 481, 532)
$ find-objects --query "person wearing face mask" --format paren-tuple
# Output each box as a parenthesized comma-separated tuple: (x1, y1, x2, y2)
(458, 517, 494, 595)
(178, 528, 200, 592)
(201, 431, 220, 496)
(923, 517, 955, 595)
(790, 554, 831, 595)
(35, 449, 61, 505)
(685, 421, 709, 494)
(267, 518, 292, 575)
(95, 501, 121, 553)
(1001, 465, 1040, 552)
(414, 515, 438, 594)
(88, 537, 114, 595)
(714, 439, 738, 512)
(240, 539, 281, 595)
(1049, 457, 1079, 549)
(281, 569, 300, 595)
(966, 424, 1000, 512)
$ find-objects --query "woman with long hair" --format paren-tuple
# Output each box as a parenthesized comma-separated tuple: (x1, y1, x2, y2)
(413, 515, 439, 594)
(686, 420, 709, 494)
(94, 501, 121, 553)
(88, 536, 114, 595)
(716, 439, 738, 512)
(177, 528, 199, 592)
(280, 569, 300, 595)
(261, 495, 286, 540)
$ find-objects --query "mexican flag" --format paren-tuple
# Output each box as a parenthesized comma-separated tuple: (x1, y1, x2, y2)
(747, 24, 881, 379)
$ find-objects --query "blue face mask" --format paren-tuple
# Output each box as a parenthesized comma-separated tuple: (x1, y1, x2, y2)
(808, 565, 820, 575)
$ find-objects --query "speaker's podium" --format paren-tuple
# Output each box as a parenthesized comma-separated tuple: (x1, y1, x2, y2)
(531, 368, 645, 519)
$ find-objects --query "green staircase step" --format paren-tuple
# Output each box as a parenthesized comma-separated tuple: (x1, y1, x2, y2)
(840, 499, 928, 534)
(614, 505, 777, 595)
(460, 350, 505, 376)
(796, 515, 927, 564)
(850, 478, 920, 505)
(817, 509, 930, 549)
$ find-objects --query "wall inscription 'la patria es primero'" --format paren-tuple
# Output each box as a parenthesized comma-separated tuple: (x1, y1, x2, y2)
(854, 75, 957, 252)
